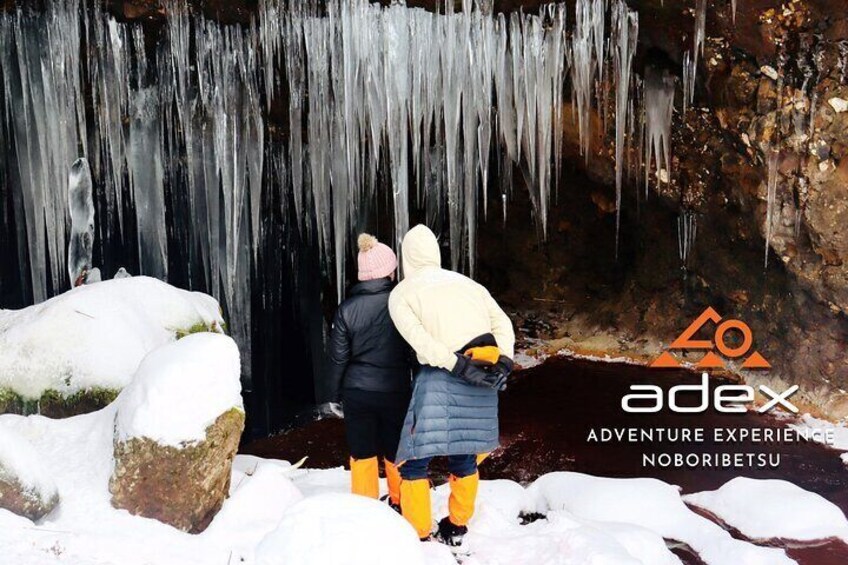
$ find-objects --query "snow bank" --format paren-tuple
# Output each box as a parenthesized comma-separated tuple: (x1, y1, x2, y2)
(0, 426, 57, 500)
(115, 333, 243, 446)
(0, 277, 224, 399)
(790, 414, 848, 452)
(203, 461, 304, 561)
(526, 472, 794, 565)
(432, 478, 680, 565)
(255, 493, 426, 565)
(684, 477, 848, 542)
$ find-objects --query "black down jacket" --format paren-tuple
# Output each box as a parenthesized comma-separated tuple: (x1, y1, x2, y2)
(326, 278, 412, 402)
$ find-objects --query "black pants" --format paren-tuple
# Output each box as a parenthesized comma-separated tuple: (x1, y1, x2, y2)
(343, 388, 410, 462)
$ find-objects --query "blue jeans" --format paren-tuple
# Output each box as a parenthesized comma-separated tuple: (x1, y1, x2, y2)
(400, 454, 477, 480)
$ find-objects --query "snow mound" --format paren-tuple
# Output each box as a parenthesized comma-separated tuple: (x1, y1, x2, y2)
(255, 493, 425, 565)
(684, 477, 848, 542)
(0, 426, 58, 510)
(115, 333, 243, 446)
(204, 462, 304, 561)
(0, 277, 224, 399)
(525, 472, 794, 565)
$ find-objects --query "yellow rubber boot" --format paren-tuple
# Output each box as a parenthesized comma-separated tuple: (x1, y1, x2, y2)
(350, 457, 379, 499)
(384, 460, 402, 506)
(400, 478, 432, 539)
(448, 472, 479, 527)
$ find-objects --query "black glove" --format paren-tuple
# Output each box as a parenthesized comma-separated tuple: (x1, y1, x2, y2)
(452, 354, 510, 391)
(486, 356, 514, 392)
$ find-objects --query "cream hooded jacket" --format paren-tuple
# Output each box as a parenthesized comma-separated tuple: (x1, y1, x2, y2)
(388, 225, 515, 371)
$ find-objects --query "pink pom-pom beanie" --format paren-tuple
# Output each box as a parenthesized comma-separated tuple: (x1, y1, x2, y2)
(357, 233, 397, 281)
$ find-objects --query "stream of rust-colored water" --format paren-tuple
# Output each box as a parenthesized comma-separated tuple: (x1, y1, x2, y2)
(244, 357, 848, 564)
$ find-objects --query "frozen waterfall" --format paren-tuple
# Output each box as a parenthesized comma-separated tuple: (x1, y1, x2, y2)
(1, 0, 664, 382)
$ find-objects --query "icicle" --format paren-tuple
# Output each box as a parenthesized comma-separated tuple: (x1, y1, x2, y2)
(1, 0, 86, 300)
(764, 149, 779, 269)
(67, 158, 95, 287)
(612, 1, 638, 258)
(683, 51, 696, 113)
(677, 210, 697, 275)
(681, 0, 705, 117)
(731, 0, 738, 25)
(572, 0, 597, 161)
(643, 67, 675, 194)
(591, 0, 608, 88)
(693, 0, 706, 66)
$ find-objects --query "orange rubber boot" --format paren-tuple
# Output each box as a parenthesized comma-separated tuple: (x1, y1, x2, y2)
(400, 478, 432, 539)
(448, 472, 479, 527)
(350, 457, 379, 499)
(384, 460, 402, 506)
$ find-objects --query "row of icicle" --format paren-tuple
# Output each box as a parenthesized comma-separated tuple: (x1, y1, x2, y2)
(0, 0, 739, 376)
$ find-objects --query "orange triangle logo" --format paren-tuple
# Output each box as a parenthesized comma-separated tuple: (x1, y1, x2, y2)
(742, 351, 771, 369)
(697, 351, 725, 368)
(651, 351, 681, 368)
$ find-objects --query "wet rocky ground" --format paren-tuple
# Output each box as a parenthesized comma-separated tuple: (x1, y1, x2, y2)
(243, 357, 848, 565)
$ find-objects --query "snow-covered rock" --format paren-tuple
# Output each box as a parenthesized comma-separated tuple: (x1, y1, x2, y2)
(110, 333, 244, 533)
(525, 472, 794, 565)
(684, 477, 848, 543)
(0, 427, 58, 520)
(0, 276, 224, 416)
(255, 493, 425, 565)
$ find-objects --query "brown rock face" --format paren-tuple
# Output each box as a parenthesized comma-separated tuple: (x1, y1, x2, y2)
(0, 469, 58, 521)
(109, 408, 244, 533)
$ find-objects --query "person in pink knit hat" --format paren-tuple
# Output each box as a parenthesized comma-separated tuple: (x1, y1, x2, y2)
(326, 233, 412, 512)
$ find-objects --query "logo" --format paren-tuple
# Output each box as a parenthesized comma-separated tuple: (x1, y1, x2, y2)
(621, 307, 799, 414)
(650, 307, 770, 370)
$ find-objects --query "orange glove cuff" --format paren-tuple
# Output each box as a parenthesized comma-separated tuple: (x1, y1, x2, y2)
(464, 345, 501, 366)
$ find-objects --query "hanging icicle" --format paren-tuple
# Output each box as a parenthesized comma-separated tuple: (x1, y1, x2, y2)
(677, 210, 697, 276)
(764, 148, 780, 269)
(643, 67, 676, 194)
(612, 0, 638, 259)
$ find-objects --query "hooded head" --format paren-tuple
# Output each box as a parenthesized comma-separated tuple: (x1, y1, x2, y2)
(401, 225, 441, 276)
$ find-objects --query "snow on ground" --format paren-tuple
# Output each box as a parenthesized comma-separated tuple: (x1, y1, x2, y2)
(790, 414, 848, 452)
(684, 477, 848, 543)
(115, 333, 243, 446)
(2, 412, 844, 565)
(256, 493, 426, 565)
(525, 473, 795, 565)
(0, 277, 224, 399)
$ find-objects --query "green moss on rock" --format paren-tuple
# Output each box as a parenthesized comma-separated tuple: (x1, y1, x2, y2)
(0, 388, 119, 418)
(0, 388, 23, 415)
(38, 388, 120, 419)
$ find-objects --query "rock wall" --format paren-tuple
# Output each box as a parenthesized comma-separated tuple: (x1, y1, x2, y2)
(477, 0, 848, 418)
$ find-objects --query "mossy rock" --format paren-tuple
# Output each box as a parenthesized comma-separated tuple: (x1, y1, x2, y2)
(0, 389, 23, 415)
(38, 388, 120, 418)
(0, 387, 119, 418)
(175, 321, 226, 339)
(109, 408, 245, 533)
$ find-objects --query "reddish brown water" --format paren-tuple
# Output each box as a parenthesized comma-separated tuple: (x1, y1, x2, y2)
(243, 356, 848, 564)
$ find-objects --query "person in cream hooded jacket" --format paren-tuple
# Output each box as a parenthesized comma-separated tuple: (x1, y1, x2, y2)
(388, 224, 515, 544)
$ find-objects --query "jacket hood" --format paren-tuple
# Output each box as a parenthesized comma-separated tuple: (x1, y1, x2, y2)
(401, 225, 441, 276)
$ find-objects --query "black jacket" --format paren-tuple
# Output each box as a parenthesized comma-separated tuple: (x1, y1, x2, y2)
(327, 278, 412, 402)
